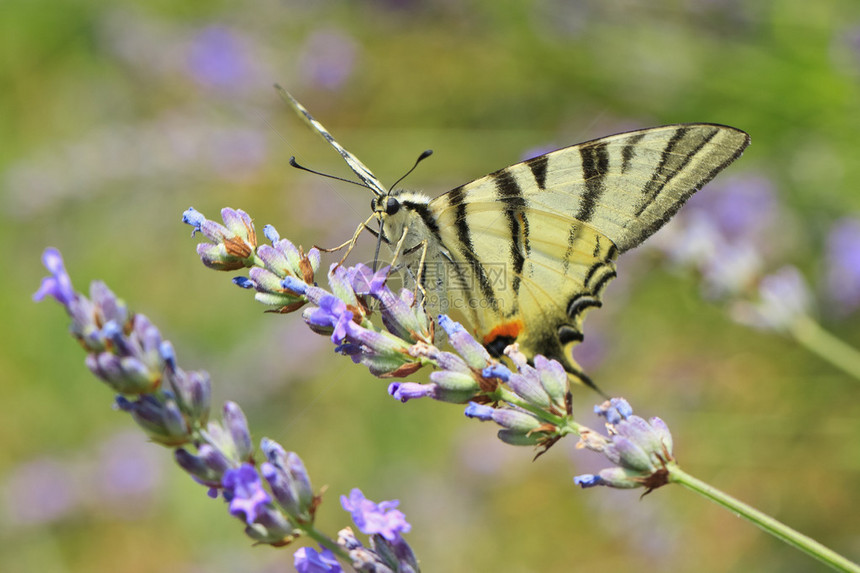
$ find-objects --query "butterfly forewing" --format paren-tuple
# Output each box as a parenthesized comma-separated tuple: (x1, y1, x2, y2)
(413, 124, 749, 386)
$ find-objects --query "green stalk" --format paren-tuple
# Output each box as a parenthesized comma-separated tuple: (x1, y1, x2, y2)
(789, 315, 860, 383)
(669, 465, 860, 572)
(302, 525, 351, 561)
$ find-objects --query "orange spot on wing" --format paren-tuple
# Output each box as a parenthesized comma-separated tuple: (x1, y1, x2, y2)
(482, 320, 524, 345)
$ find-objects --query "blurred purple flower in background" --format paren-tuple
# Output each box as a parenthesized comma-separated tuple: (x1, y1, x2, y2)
(825, 217, 860, 315)
(2, 458, 79, 526)
(730, 266, 813, 331)
(2, 432, 165, 527)
(649, 172, 783, 299)
(298, 29, 359, 91)
(187, 26, 253, 90)
(94, 431, 165, 516)
(684, 173, 778, 245)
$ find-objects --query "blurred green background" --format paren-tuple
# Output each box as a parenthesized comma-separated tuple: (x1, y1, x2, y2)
(4, 0, 860, 571)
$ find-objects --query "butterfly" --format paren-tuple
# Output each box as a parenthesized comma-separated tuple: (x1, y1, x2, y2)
(279, 86, 750, 391)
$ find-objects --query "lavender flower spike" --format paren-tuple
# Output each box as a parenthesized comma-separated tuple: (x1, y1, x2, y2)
(575, 399, 675, 491)
(341, 488, 411, 542)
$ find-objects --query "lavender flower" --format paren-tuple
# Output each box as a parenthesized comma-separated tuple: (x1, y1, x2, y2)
(222, 464, 272, 524)
(297, 28, 358, 91)
(35, 249, 313, 548)
(574, 398, 675, 491)
(295, 546, 344, 573)
(223, 464, 297, 545)
(341, 489, 411, 542)
(729, 266, 813, 332)
(187, 26, 252, 90)
(825, 217, 860, 314)
(33, 248, 76, 307)
(338, 490, 419, 572)
(649, 173, 780, 299)
(261, 438, 316, 522)
(183, 207, 257, 271)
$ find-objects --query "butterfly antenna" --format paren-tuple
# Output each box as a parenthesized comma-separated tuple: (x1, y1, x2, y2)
(289, 157, 371, 189)
(388, 149, 433, 192)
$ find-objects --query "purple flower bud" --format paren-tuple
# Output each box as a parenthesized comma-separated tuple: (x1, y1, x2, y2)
(260, 438, 314, 519)
(506, 370, 551, 409)
(574, 468, 640, 489)
(466, 402, 542, 437)
(438, 315, 491, 369)
(340, 489, 411, 542)
(329, 264, 360, 308)
(497, 428, 542, 446)
(33, 248, 77, 307)
(649, 417, 673, 454)
(464, 402, 494, 421)
(573, 473, 602, 488)
(159, 340, 177, 370)
(491, 408, 542, 433)
(428, 370, 479, 392)
(182, 207, 206, 234)
(174, 448, 222, 487)
(342, 321, 412, 365)
(294, 546, 343, 573)
(409, 345, 471, 374)
(605, 436, 654, 472)
(482, 363, 512, 381)
(388, 381, 474, 404)
(595, 398, 633, 425)
(198, 443, 231, 474)
(233, 276, 255, 289)
(257, 244, 292, 277)
(263, 224, 280, 243)
(350, 264, 427, 341)
(118, 395, 191, 445)
(534, 355, 568, 404)
(282, 275, 309, 295)
(220, 207, 255, 240)
(90, 281, 127, 326)
(388, 382, 436, 402)
(350, 263, 389, 296)
(223, 402, 253, 462)
(196, 242, 243, 271)
(222, 464, 271, 525)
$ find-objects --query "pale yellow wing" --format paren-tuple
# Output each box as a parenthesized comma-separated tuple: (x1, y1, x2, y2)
(423, 124, 750, 386)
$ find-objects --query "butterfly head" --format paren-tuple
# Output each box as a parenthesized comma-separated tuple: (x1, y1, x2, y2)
(371, 195, 401, 217)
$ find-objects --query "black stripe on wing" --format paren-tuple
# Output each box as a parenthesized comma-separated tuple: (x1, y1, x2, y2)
(446, 186, 500, 310)
(494, 170, 528, 299)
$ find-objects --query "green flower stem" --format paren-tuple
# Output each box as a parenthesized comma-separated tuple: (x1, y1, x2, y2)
(669, 465, 860, 573)
(302, 525, 351, 561)
(789, 315, 860, 383)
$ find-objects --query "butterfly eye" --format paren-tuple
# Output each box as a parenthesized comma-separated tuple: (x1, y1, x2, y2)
(385, 197, 400, 216)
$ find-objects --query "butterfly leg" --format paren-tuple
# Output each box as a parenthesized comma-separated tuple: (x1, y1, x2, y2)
(411, 239, 430, 308)
(315, 214, 378, 268)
